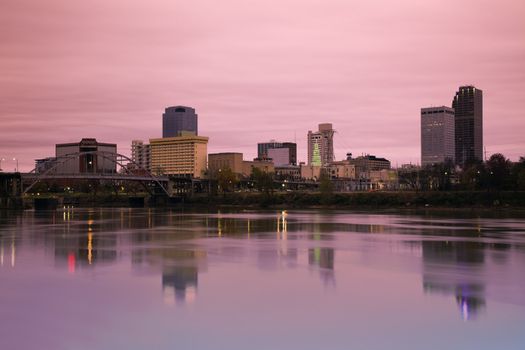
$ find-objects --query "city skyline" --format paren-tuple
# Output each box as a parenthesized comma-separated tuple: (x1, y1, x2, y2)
(1, 0, 525, 171)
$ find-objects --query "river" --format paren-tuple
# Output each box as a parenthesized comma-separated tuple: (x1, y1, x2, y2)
(1, 208, 524, 349)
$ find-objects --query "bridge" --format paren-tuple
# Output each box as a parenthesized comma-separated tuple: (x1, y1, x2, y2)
(21, 151, 172, 196)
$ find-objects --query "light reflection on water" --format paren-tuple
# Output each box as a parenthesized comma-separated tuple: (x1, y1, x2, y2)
(1, 208, 525, 349)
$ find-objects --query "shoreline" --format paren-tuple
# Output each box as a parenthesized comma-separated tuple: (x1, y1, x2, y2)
(3, 190, 524, 211)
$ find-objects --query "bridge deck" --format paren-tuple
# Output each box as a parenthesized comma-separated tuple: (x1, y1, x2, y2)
(22, 173, 169, 182)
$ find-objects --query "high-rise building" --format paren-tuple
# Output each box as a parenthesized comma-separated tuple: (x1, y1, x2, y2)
(162, 106, 198, 138)
(150, 135, 208, 177)
(307, 123, 334, 166)
(421, 106, 455, 166)
(131, 140, 151, 171)
(452, 86, 483, 166)
(257, 141, 297, 165)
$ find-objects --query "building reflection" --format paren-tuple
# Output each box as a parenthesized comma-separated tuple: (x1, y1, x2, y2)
(0, 237, 16, 268)
(421, 240, 489, 321)
(308, 247, 335, 286)
(131, 225, 207, 305)
(162, 255, 202, 305)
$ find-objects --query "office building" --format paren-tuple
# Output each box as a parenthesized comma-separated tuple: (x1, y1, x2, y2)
(452, 86, 483, 166)
(347, 154, 390, 177)
(267, 148, 291, 167)
(326, 160, 356, 179)
(55, 138, 117, 174)
(421, 106, 455, 166)
(257, 141, 297, 165)
(208, 153, 244, 175)
(150, 135, 208, 178)
(307, 123, 335, 166)
(131, 140, 151, 172)
(162, 106, 198, 138)
(208, 152, 274, 178)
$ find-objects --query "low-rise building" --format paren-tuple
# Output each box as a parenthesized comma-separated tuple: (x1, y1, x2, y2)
(347, 154, 391, 178)
(369, 169, 398, 190)
(208, 153, 244, 176)
(300, 164, 321, 181)
(242, 160, 274, 177)
(208, 152, 274, 178)
(275, 165, 301, 181)
(55, 138, 117, 174)
(326, 160, 356, 179)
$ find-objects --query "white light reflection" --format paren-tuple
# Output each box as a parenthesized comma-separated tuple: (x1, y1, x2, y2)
(11, 239, 16, 267)
(277, 210, 288, 239)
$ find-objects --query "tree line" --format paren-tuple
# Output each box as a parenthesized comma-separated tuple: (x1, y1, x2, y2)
(399, 154, 525, 191)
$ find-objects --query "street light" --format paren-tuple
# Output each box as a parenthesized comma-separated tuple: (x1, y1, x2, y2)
(13, 158, 18, 172)
(0, 158, 5, 172)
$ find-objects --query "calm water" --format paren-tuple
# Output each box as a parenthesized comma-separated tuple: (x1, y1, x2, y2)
(1, 208, 525, 350)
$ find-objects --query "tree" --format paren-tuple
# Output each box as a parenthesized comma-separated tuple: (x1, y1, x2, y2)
(319, 171, 334, 204)
(251, 168, 274, 194)
(459, 161, 486, 191)
(486, 153, 511, 190)
(511, 156, 525, 190)
(216, 167, 237, 194)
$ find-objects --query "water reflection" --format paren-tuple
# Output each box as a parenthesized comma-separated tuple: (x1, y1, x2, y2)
(1, 208, 525, 322)
(308, 247, 335, 286)
(421, 240, 487, 320)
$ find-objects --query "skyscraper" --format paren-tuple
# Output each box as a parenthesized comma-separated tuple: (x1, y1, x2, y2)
(421, 106, 455, 166)
(307, 123, 334, 166)
(162, 106, 198, 138)
(452, 86, 483, 166)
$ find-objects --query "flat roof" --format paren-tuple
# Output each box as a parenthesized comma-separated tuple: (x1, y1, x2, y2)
(150, 135, 209, 143)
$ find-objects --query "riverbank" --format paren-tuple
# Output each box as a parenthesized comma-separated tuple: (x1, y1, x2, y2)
(187, 191, 525, 209)
(4, 190, 525, 210)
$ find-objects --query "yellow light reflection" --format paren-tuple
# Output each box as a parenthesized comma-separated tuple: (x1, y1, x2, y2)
(217, 210, 222, 237)
(277, 210, 288, 239)
(87, 233, 93, 265)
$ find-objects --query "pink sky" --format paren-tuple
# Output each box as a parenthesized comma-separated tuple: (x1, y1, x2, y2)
(1, 0, 524, 171)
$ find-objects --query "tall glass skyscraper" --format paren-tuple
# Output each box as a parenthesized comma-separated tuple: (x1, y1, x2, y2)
(162, 106, 198, 138)
(452, 86, 483, 166)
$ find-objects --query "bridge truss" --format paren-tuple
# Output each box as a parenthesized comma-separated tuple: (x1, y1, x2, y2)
(23, 151, 170, 196)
